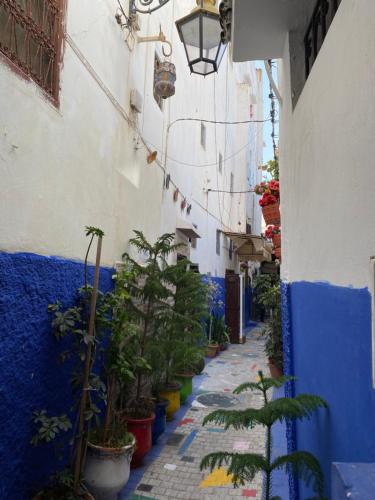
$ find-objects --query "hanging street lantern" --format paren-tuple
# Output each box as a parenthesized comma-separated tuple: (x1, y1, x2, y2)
(175, 0, 227, 76)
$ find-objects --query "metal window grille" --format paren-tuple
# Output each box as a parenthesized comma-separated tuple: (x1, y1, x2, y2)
(200, 122, 206, 149)
(304, 0, 342, 79)
(0, 0, 64, 100)
(216, 229, 221, 256)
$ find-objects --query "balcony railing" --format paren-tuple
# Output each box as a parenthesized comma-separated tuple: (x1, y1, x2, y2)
(304, 0, 342, 79)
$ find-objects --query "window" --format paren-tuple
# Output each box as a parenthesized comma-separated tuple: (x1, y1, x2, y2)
(153, 53, 163, 110)
(218, 152, 223, 174)
(216, 230, 221, 256)
(0, 0, 64, 101)
(230, 172, 234, 195)
(304, 0, 342, 79)
(200, 122, 206, 149)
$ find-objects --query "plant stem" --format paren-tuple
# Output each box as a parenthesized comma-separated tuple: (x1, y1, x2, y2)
(103, 372, 115, 444)
(74, 235, 103, 491)
(265, 424, 272, 500)
(260, 372, 272, 500)
(136, 298, 151, 401)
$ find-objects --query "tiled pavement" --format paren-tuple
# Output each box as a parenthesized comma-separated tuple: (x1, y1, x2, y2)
(121, 325, 287, 500)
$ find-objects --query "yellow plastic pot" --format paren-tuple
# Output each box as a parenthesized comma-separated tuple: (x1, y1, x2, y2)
(159, 383, 182, 421)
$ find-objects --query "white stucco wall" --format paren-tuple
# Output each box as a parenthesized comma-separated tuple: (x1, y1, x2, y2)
(0, 0, 263, 275)
(278, 0, 375, 289)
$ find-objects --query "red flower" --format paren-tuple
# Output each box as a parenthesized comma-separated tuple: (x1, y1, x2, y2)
(259, 193, 277, 207)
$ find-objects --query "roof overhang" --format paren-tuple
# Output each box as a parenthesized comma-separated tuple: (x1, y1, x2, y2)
(176, 219, 201, 239)
(224, 232, 272, 262)
(232, 0, 312, 62)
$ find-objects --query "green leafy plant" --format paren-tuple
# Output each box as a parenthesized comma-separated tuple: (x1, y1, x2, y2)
(206, 277, 224, 345)
(155, 258, 208, 382)
(260, 159, 279, 181)
(201, 372, 328, 500)
(120, 231, 182, 417)
(253, 274, 283, 370)
(209, 312, 230, 346)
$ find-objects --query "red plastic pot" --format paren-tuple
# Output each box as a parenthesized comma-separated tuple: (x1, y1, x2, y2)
(124, 413, 155, 468)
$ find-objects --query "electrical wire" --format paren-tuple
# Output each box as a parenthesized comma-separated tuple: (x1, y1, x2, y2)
(208, 189, 255, 194)
(167, 116, 272, 130)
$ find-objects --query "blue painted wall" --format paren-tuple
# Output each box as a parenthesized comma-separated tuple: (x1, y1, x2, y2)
(0, 252, 113, 499)
(285, 281, 375, 498)
(204, 276, 226, 317)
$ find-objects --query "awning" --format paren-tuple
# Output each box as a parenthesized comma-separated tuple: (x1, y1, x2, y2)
(224, 232, 272, 262)
(176, 219, 201, 239)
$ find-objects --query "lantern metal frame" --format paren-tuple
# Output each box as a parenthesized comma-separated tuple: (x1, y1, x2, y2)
(124, 0, 226, 76)
(175, 0, 227, 76)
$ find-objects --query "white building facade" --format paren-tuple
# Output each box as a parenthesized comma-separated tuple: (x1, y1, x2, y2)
(0, 1, 264, 497)
(231, 0, 375, 498)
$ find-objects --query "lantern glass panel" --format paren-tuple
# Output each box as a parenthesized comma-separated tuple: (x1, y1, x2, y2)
(192, 60, 215, 75)
(201, 13, 221, 50)
(179, 13, 201, 60)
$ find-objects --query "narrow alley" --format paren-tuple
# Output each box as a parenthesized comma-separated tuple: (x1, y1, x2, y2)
(122, 326, 284, 500)
(3, 1, 375, 499)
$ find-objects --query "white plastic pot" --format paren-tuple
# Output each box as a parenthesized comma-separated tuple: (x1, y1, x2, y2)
(84, 437, 135, 500)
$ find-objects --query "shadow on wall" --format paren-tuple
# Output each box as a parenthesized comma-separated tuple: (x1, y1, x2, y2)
(284, 281, 375, 498)
(0, 252, 114, 500)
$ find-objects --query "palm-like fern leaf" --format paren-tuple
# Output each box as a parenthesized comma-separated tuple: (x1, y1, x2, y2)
(271, 451, 325, 497)
(200, 452, 268, 486)
(260, 394, 328, 426)
(202, 408, 263, 430)
(234, 375, 295, 395)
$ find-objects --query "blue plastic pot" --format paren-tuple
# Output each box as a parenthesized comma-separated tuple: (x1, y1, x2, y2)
(152, 398, 169, 445)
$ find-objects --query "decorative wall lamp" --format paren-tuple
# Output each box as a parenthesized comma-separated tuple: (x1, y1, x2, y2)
(125, 0, 226, 76)
(175, 0, 227, 76)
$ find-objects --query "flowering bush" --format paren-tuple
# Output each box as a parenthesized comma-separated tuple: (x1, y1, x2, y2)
(254, 180, 280, 207)
(264, 225, 280, 240)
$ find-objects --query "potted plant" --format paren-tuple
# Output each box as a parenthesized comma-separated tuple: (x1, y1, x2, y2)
(31, 228, 125, 499)
(255, 180, 280, 225)
(254, 274, 283, 377)
(265, 225, 281, 249)
(120, 231, 181, 464)
(147, 342, 170, 443)
(201, 372, 328, 500)
(205, 278, 224, 357)
(210, 313, 230, 351)
(83, 265, 147, 499)
(169, 259, 208, 404)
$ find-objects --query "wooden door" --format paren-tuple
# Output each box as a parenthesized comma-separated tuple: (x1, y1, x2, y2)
(225, 272, 240, 344)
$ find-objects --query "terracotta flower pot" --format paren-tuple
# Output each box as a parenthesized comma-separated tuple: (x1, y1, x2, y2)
(268, 358, 283, 379)
(124, 413, 155, 468)
(262, 203, 280, 225)
(272, 233, 281, 248)
(274, 247, 281, 259)
(175, 373, 194, 404)
(84, 437, 135, 500)
(206, 343, 219, 358)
